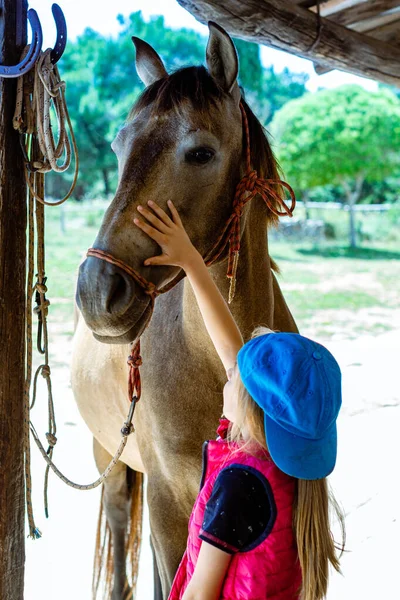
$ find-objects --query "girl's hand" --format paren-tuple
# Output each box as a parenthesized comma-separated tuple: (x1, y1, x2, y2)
(134, 200, 201, 269)
(135, 202, 243, 374)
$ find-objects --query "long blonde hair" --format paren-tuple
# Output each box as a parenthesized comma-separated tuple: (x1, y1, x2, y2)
(228, 327, 345, 600)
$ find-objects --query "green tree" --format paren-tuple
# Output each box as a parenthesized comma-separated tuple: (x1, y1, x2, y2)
(233, 38, 308, 123)
(234, 38, 263, 95)
(49, 28, 137, 199)
(271, 85, 400, 247)
(261, 66, 309, 124)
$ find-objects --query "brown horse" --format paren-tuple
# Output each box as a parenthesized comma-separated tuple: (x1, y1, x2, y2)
(71, 22, 297, 600)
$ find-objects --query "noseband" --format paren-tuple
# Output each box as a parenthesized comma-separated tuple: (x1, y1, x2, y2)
(86, 102, 295, 408)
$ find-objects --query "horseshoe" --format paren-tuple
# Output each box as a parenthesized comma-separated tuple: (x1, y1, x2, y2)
(0, 8, 43, 78)
(50, 4, 67, 64)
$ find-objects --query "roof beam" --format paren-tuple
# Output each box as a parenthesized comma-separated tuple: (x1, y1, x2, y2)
(310, 0, 400, 27)
(348, 7, 400, 32)
(177, 0, 400, 87)
(310, 0, 368, 17)
(364, 17, 400, 45)
(294, 1, 336, 7)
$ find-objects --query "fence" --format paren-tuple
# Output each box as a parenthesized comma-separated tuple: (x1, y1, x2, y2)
(47, 199, 399, 244)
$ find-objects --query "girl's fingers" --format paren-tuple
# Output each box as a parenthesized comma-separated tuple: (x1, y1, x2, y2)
(148, 200, 174, 227)
(137, 205, 170, 233)
(167, 200, 183, 226)
(134, 218, 165, 245)
(144, 254, 169, 266)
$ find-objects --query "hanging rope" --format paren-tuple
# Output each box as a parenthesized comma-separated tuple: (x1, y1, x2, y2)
(13, 48, 79, 205)
(24, 171, 41, 538)
(14, 47, 138, 539)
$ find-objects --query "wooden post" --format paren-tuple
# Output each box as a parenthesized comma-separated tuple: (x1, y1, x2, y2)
(0, 1, 28, 598)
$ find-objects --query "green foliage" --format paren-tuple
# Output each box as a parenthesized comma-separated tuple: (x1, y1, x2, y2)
(306, 184, 344, 203)
(361, 176, 400, 204)
(260, 67, 309, 124)
(380, 83, 400, 99)
(233, 38, 263, 94)
(233, 38, 308, 124)
(271, 85, 400, 191)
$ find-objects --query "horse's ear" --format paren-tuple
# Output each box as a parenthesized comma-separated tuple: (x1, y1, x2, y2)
(206, 22, 239, 95)
(132, 37, 168, 87)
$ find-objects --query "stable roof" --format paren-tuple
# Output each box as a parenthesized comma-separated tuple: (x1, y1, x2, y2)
(177, 0, 400, 87)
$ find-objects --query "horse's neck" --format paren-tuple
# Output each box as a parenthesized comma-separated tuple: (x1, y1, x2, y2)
(182, 201, 295, 343)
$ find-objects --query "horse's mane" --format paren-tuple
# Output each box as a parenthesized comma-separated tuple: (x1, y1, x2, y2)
(130, 66, 283, 223)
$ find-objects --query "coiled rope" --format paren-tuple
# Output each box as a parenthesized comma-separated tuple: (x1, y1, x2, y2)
(14, 47, 135, 539)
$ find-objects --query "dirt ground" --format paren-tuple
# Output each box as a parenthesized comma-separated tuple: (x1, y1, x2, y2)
(24, 325, 400, 600)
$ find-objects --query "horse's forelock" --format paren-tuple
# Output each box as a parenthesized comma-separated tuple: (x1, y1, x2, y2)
(128, 67, 283, 224)
(129, 66, 224, 121)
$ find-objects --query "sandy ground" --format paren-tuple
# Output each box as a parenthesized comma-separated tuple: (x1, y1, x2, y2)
(24, 327, 400, 600)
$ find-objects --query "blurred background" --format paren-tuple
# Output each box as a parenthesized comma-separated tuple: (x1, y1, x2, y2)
(24, 1, 400, 599)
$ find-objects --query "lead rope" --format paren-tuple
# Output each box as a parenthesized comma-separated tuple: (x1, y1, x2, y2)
(15, 47, 137, 539)
(87, 101, 296, 432)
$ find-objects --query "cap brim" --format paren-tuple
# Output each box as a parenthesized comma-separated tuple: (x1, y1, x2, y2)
(264, 413, 337, 480)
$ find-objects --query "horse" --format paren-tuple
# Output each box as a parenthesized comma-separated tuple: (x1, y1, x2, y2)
(71, 22, 297, 600)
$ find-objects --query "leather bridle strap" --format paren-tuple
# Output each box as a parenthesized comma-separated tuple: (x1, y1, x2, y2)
(86, 247, 186, 402)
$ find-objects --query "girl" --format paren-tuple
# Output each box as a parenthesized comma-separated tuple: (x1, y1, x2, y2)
(134, 200, 345, 600)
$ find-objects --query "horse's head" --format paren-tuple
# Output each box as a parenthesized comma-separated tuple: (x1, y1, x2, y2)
(76, 23, 281, 344)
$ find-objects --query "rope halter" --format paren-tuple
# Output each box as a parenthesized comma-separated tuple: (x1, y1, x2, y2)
(86, 101, 296, 403)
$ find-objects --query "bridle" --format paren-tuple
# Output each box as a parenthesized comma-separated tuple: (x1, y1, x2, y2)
(86, 102, 295, 417)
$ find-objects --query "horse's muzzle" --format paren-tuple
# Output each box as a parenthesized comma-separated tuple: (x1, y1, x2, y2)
(76, 256, 153, 343)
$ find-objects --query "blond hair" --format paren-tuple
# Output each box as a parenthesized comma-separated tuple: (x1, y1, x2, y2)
(228, 326, 345, 600)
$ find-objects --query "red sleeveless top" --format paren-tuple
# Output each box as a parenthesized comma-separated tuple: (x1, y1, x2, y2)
(169, 422, 302, 599)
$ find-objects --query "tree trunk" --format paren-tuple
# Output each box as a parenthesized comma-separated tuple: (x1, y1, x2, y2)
(0, 2, 28, 599)
(348, 196, 356, 249)
(102, 168, 110, 196)
(343, 176, 364, 249)
(303, 190, 310, 221)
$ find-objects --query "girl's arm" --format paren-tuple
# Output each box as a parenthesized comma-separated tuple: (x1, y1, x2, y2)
(182, 541, 231, 600)
(134, 200, 243, 372)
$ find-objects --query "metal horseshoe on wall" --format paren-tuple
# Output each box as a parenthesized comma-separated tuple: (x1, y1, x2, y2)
(0, 8, 42, 78)
(49, 3, 67, 64)
(0, 3, 67, 78)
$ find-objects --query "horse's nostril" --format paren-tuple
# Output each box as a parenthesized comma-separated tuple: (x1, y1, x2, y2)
(105, 272, 132, 315)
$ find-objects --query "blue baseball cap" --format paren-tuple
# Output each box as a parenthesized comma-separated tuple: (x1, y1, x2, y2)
(237, 332, 342, 480)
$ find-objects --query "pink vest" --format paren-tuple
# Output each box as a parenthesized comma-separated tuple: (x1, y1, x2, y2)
(169, 423, 302, 600)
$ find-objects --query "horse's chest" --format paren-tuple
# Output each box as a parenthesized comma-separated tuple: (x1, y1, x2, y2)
(71, 318, 145, 471)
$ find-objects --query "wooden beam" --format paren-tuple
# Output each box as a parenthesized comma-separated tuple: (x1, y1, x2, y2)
(0, 1, 27, 599)
(313, 62, 336, 74)
(313, 0, 400, 27)
(294, 0, 333, 7)
(177, 0, 400, 87)
(314, 8, 400, 74)
(348, 7, 400, 32)
(365, 17, 400, 45)
(310, 0, 367, 17)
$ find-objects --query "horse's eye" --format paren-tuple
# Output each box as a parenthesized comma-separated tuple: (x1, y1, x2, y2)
(185, 147, 215, 165)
